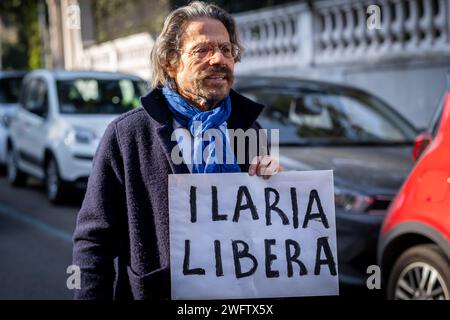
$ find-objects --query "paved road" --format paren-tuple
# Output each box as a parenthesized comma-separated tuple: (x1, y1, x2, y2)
(0, 176, 79, 299)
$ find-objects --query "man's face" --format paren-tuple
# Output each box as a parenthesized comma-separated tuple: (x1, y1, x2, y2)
(168, 17, 235, 111)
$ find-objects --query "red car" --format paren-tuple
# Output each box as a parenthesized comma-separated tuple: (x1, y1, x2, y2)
(378, 71, 450, 300)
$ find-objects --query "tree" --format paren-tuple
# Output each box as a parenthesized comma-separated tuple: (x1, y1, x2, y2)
(93, 0, 170, 42)
(0, 0, 42, 70)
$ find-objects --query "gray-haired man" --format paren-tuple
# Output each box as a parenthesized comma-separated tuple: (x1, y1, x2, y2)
(73, 1, 280, 299)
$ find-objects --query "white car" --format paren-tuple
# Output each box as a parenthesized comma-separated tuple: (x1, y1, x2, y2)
(6, 69, 147, 204)
(0, 71, 26, 170)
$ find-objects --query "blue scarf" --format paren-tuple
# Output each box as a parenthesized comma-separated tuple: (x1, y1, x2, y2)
(162, 85, 241, 173)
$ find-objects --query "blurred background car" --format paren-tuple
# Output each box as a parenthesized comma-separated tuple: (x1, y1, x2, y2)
(234, 76, 418, 287)
(6, 69, 147, 204)
(378, 71, 450, 300)
(0, 70, 26, 172)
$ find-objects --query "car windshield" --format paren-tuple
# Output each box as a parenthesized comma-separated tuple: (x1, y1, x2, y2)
(56, 78, 147, 114)
(0, 76, 23, 104)
(241, 88, 416, 146)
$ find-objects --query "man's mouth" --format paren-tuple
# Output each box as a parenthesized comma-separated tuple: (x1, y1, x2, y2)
(204, 75, 227, 80)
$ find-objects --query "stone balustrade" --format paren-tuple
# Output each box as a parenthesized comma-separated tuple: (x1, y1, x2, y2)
(81, 33, 153, 81)
(77, 0, 450, 99)
(235, 0, 450, 73)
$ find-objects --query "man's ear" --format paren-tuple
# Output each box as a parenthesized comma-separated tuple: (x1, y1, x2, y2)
(166, 62, 177, 79)
(166, 52, 179, 79)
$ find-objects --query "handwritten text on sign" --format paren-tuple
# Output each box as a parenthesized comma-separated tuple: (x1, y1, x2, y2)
(169, 171, 339, 299)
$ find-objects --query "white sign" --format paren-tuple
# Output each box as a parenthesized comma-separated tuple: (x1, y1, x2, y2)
(169, 171, 339, 300)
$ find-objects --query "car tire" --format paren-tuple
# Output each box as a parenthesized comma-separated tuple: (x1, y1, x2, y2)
(45, 156, 67, 205)
(6, 147, 27, 186)
(387, 244, 450, 300)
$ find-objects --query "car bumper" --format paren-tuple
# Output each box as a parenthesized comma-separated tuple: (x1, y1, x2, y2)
(335, 210, 384, 286)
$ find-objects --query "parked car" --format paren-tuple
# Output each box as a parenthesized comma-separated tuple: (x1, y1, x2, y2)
(6, 69, 147, 204)
(378, 72, 450, 300)
(0, 71, 27, 171)
(234, 76, 418, 286)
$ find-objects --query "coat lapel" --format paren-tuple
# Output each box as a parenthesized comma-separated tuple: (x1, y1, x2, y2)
(140, 90, 190, 174)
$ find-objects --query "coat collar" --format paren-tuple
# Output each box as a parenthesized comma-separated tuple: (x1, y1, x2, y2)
(139, 87, 264, 174)
(140, 87, 264, 131)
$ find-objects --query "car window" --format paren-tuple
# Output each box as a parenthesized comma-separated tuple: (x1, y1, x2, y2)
(241, 89, 416, 145)
(36, 79, 49, 117)
(23, 78, 48, 118)
(56, 78, 147, 114)
(429, 93, 445, 137)
(23, 79, 38, 111)
(431, 111, 442, 137)
(0, 76, 23, 104)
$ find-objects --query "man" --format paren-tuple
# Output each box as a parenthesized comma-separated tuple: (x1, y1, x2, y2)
(72, 1, 281, 300)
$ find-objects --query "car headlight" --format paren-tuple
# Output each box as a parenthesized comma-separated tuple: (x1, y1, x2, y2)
(334, 187, 374, 212)
(64, 126, 97, 145)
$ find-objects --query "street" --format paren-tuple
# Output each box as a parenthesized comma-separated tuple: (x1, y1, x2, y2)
(0, 176, 77, 299)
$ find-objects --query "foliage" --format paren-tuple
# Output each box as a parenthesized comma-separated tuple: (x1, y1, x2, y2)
(94, 0, 170, 42)
(0, 0, 41, 70)
(93, 0, 302, 43)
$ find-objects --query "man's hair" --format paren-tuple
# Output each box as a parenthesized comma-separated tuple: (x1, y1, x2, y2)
(150, 1, 243, 88)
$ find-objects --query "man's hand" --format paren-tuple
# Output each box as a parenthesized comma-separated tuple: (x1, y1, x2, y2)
(248, 155, 283, 180)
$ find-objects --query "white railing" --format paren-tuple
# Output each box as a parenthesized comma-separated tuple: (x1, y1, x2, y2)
(77, 1, 450, 78)
(234, 3, 311, 72)
(235, 0, 450, 73)
(314, 0, 450, 64)
(81, 33, 153, 80)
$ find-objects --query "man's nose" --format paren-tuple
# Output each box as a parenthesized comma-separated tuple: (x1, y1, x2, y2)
(208, 48, 229, 65)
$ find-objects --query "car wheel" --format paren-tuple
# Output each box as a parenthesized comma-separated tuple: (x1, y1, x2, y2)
(387, 244, 450, 300)
(6, 148, 26, 186)
(45, 156, 67, 204)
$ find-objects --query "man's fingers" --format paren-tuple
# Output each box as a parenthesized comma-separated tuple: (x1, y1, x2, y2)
(255, 156, 272, 176)
(260, 155, 272, 167)
(248, 156, 260, 176)
(260, 161, 279, 178)
(249, 156, 281, 179)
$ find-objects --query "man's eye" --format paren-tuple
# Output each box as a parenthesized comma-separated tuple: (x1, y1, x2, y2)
(195, 47, 209, 54)
(221, 46, 231, 54)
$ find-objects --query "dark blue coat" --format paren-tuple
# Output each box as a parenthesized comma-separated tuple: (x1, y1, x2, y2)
(72, 88, 264, 300)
